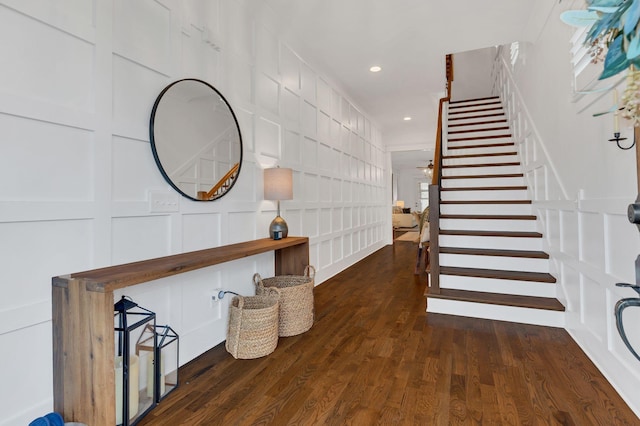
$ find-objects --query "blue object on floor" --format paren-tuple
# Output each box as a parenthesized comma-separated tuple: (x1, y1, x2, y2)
(29, 412, 65, 426)
(44, 412, 64, 426)
(28, 417, 50, 426)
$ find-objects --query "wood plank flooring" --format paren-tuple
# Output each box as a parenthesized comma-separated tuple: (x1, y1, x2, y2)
(138, 242, 638, 425)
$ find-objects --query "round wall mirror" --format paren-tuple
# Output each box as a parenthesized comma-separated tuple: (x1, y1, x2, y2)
(149, 79, 243, 201)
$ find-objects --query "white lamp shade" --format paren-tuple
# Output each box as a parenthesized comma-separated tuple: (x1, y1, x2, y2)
(264, 167, 293, 201)
(396, 200, 405, 208)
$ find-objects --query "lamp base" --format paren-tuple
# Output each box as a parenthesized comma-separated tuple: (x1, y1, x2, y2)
(269, 216, 288, 240)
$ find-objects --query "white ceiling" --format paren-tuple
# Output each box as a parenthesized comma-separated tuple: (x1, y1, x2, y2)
(262, 0, 556, 158)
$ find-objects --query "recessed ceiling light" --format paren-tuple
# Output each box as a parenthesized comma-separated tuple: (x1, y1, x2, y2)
(369, 66, 382, 73)
(403, 116, 412, 121)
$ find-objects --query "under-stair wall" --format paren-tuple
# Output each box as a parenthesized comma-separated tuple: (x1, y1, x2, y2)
(492, 47, 640, 418)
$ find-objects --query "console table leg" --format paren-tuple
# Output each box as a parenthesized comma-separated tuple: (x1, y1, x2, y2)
(276, 240, 310, 274)
(53, 279, 116, 426)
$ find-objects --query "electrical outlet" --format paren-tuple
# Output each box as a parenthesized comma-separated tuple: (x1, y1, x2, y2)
(210, 288, 223, 305)
(148, 190, 180, 213)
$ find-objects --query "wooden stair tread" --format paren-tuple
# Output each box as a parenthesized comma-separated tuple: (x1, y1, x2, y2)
(441, 186, 527, 191)
(449, 126, 510, 134)
(442, 173, 524, 179)
(449, 96, 499, 104)
(448, 142, 515, 150)
(449, 106, 503, 115)
(444, 152, 517, 159)
(440, 199, 532, 205)
(440, 229, 542, 238)
(449, 112, 505, 121)
(449, 134, 511, 142)
(449, 100, 501, 110)
(440, 246, 548, 259)
(448, 119, 507, 128)
(443, 162, 520, 168)
(440, 214, 536, 220)
(440, 266, 556, 283)
(426, 288, 565, 311)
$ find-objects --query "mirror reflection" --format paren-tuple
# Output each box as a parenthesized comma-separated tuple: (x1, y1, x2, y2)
(150, 79, 243, 201)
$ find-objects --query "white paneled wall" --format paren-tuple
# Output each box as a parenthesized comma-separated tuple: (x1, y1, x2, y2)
(493, 49, 640, 417)
(0, 1, 388, 424)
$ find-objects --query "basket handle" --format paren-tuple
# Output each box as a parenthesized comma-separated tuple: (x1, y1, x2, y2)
(227, 295, 243, 357)
(235, 295, 244, 310)
(253, 273, 264, 290)
(304, 265, 316, 279)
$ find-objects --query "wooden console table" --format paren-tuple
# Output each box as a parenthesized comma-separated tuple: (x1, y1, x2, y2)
(52, 237, 309, 425)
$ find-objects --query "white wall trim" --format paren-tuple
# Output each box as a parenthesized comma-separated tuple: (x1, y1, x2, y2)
(0, 300, 50, 336)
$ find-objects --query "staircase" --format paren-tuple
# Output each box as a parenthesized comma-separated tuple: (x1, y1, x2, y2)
(426, 96, 565, 327)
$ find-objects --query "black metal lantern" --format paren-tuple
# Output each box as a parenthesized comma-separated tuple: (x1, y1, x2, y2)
(136, 324, 179, 402)
(114, 296, 157, 426)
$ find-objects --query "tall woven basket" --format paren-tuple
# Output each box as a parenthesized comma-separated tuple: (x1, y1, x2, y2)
(225, 287, 280, 359)
(254, 265, 315, 337)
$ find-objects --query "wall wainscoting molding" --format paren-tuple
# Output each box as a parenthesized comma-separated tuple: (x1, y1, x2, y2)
(493, 50, 640, 417)
(0, 1, 389, 424)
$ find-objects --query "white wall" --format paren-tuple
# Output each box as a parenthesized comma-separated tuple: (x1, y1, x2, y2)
(451, 47, 496, 102)
(0, 1, 389, 424)
(493, 1, 640, 416)
(393, 169, 429, 212)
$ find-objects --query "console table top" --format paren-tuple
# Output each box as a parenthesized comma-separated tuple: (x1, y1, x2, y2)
(52, 236, 309, 293)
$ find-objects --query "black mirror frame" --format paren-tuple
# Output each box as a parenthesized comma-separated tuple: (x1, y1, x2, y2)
(149, 78, 243, 201)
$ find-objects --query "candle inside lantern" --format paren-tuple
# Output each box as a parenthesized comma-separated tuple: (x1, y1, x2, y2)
(115, 354, 140, 425)
(146, 352, 166, 398)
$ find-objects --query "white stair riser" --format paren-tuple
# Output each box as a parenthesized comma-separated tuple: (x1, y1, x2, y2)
(442, 177, 525, 188)
(450, 98, 500, 106)
(448, 116, 507, 125)
(439, 234, 543, 251)
(448, 111, 505, 119)
(443, 165, 522, 175)
(447, 138, 512, 148)
(440, 218, 537, 232)
(448, 137, 512, 146)
(443, 155, 518, 166)
(439, 275, 556, 297)
(441, 190, 528, 201)
(444, 145, 516, 156)
(449, 103, 502, 113)
(449, 110, 505, 120)
(447, 124, 509, 135)
(441, 203, 533, 215)
(426, 299, 565, 328)
(439, 253, 549, 273)
(447, 130, 511, 139)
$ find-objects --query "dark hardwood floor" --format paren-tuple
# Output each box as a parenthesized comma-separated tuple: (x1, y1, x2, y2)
(139, 242, 638, 425)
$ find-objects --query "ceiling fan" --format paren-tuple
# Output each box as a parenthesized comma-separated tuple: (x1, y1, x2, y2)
(417, 160, 434, 177)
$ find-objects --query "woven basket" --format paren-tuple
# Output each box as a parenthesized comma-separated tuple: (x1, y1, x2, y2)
(254, 265, 315, 337)
(225, 287, 280, 359)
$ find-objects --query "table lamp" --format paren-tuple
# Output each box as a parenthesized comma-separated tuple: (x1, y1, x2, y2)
(264, 167, 293, 239)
